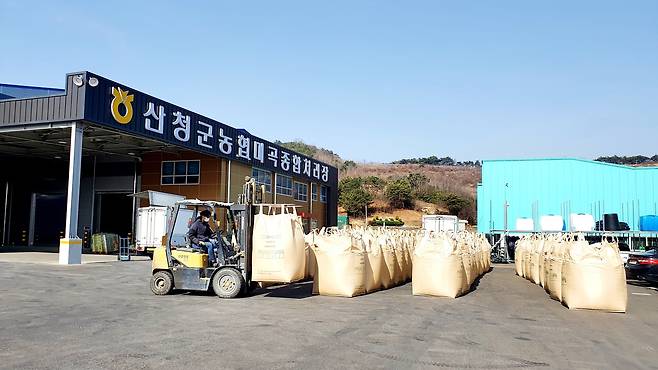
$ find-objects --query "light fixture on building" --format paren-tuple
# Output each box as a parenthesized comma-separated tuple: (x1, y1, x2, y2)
(54, 156, 62, 159)
(127, 152, 135, 156)
(88, 77, 98, 87)
(58, 141, 67, 144)
(73, 75, 84, 87)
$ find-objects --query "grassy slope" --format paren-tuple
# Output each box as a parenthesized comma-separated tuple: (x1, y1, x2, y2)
(278, 141, 482, 227)
(341, 163, 481, 227)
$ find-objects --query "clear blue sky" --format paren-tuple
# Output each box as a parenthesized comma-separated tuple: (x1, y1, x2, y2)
(2, 1, 657, 162)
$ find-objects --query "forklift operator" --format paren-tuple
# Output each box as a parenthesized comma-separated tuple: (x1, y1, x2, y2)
(187, 209, 223, 267)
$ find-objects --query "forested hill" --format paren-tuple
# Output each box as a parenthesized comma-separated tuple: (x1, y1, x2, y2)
(276, 141, 481, 225)
(595, 155, 658, 166)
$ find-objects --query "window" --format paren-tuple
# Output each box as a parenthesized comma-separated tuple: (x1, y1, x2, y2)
(162, 160, 200, 185)
(320, 185, 328, 203)
(276, 174, 293, 196)
(311, 183, 318, 201)
(294, 182, 308, 202)
(252, 168, 272, 193)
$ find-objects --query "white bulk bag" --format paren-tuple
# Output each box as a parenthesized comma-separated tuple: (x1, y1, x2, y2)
(412, 233, 467, 298)
(252, 205, 306, 283)
(561, 241, 627, 312)
(313, 247, 367, 297)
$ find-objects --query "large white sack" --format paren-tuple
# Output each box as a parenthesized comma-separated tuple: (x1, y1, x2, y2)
(459, 241, 475, 286)
(561, 241, 627, 312)
(313, 247, 367, 297)
(252, 205, 306, 283)
(305, 244, 318, 280)
(523, 239, 533, 281)
(364, 244, 385, 293)
(529, 239, 544, 284)
(412, 234, 467, 298)
(547, 238, 574, 301)
(514, 238, 527, 277)
(538, 238, 551, 287)
(380, 239, 399, 289)
(542, 238, 555, 293)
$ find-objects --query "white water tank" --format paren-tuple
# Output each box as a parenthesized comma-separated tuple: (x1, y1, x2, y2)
(569, 213, 595, 232)
(515, 218, 534, 231)
(540, 215, 564, 232)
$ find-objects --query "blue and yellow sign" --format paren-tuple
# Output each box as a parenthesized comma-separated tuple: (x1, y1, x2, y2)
(110, 87, 134, 124)
(81, 72, 337, 186)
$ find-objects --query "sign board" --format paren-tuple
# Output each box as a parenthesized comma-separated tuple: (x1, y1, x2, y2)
(82, 72, 338, 186)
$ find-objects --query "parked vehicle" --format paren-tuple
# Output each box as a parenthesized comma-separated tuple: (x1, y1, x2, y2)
(625, 249, 658, 283)
(135, 206, 168, 257)
(422, 215, 467, 232)
(130, 190, 185, 258)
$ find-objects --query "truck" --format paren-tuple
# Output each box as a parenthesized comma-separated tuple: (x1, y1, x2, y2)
(131, 191, 185, 258)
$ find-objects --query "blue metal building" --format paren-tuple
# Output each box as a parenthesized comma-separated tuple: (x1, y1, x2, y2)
(476, 158, 658, 233)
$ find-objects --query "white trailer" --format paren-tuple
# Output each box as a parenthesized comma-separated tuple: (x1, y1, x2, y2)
(422, 215, 465, 232)
(135, 206, 168, 255)
(130, 191, 185, 257)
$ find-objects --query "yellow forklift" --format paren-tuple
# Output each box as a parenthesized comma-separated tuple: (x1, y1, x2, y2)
(149, 179, 262, 298)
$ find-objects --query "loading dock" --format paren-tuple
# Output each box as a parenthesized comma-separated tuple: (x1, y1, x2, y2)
(0, 72, 339, 264)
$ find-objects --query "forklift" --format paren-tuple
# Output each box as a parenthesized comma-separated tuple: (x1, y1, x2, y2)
(149, 178, 262, 298)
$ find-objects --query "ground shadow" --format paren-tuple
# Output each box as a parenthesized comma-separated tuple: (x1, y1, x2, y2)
(464, 266, 494, 295)
(0, 246, 59, 253)
(627, 279, 658, 288)
(260, 281, 314, 299)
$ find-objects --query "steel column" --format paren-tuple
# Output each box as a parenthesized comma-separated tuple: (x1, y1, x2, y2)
(2, 181, 9, 246)
(59, 122, 84, 264)
(227, 160, 232, 202)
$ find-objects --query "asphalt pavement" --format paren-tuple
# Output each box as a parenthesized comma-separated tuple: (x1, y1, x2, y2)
(0, 260, 657, 369)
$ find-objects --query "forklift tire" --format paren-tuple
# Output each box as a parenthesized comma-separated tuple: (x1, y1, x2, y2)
(212, 268, 245, 299)
(151, 271, 174, 295)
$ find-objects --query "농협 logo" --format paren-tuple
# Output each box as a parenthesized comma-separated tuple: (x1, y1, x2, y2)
(110, 86, 134, 125)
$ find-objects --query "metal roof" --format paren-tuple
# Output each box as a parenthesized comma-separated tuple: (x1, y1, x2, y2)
(0, 83, 65, 100)
(0, 124, 183, 161)
(482, 157, 658, 171)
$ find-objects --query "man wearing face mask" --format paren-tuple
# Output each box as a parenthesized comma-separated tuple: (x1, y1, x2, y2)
(187, 209, 223, 267)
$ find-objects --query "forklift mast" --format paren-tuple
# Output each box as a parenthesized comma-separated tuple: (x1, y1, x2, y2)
(232, 177, 264, 284)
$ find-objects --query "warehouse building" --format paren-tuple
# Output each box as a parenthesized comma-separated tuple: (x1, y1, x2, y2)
(477, 158, 658, 234)
(0, 72, 339, 263)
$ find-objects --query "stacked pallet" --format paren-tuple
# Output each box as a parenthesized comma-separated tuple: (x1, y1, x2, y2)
(91, 233, 119, 254)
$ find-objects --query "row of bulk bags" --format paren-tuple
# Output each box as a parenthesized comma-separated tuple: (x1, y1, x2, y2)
(412, 232, 491, 298)
(251, 205, 306, 283)
(307, 227, 417, 297)
(514, 234, 627, 312)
